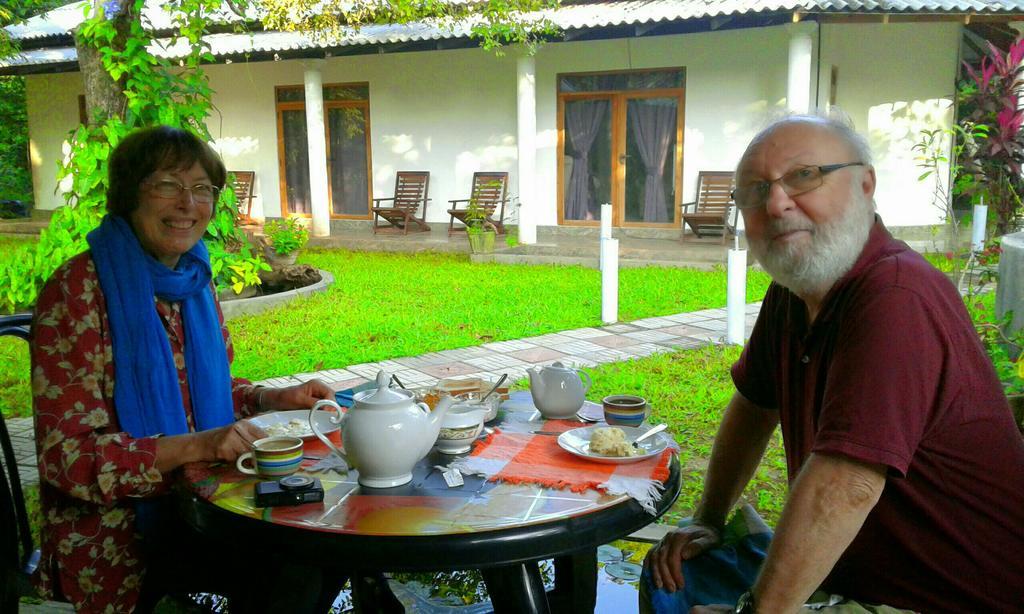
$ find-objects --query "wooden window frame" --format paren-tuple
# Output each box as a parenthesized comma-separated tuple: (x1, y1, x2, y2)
(274, 83, 374, 220)
(556, 69, 686, 229)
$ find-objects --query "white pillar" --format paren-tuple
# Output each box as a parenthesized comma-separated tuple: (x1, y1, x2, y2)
(303, 60, 330, 237)
(516, 55, 537, 245)
(786, 23, 816, 114)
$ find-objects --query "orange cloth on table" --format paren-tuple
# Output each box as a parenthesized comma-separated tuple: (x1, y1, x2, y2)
(467, 421, 672, 495)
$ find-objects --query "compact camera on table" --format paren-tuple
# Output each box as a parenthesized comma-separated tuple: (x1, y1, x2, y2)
(254, 475, 325, 507)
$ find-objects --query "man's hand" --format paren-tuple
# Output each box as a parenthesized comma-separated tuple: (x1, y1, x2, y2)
(260, 379, 334, 411)
(644, 522, 722, 593)
(690, 606, 733, 613)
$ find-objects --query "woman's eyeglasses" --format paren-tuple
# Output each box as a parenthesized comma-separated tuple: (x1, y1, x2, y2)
(731, 162, 864, 210)
(144, 179, 220, 205)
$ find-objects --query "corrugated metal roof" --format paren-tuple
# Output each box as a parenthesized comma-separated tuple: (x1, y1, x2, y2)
(4, 0, 1024, 69)
(7, 0, 252, 41)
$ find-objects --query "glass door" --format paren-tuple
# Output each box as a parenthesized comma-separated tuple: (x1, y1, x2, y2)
(623, 95, 680, 224)
(326, 103, 371, 217)
(557, 69, 685, 228)
(278, 106, 312, 215)
(275, 84, 372, 218)
(561, 96, 612, 223)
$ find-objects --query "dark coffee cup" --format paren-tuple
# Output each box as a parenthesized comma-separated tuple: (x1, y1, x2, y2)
(602, 395, 648, 427)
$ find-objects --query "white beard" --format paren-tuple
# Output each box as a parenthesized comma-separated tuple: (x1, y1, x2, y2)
(748, 192, 875, 298)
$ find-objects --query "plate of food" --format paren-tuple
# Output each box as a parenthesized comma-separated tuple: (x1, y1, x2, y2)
(557, 425, 668, 464)
(248, 409, 340, 441)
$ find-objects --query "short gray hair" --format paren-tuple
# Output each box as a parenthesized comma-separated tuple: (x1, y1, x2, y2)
(741, 109, 874, 169)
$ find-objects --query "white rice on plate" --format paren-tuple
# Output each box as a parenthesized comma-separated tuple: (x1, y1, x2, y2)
(589, 426, 637, 457)
(264, 418, 311, 438)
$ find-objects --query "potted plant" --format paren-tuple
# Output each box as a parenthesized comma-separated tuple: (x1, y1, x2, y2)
(207, 237, 269, 301)
(464, 200, 496, 255)
(263, 216, 309, 268)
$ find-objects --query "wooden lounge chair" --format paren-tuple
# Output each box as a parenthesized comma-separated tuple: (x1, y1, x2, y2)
(447, 172, 509, 236)
(230, 171, 255, 223)
(681, 171, 738, 244)
(372, 171, 431, 235)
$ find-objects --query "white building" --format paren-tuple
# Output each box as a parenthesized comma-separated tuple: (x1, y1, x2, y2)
(4, 0, 1023, 242)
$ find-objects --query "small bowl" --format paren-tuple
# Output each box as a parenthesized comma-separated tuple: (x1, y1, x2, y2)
(602, 394, 649, 427)
(436, 406, 487, 454)
(453, 391, 500, 422)
(435, 424, 484, 454)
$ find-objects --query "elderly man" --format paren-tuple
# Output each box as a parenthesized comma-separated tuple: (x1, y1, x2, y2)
(643, 114, 1024, 613)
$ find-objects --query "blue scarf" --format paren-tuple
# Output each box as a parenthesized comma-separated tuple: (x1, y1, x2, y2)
(87, 215, 234, 439)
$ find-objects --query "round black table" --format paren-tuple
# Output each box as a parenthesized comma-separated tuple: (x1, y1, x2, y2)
(179, 399, 681, 613)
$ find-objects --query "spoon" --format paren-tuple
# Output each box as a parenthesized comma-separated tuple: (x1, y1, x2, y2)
(479, 373, 508, 403)
(633, 423, 668, 448)
(391, 374, 408, 390)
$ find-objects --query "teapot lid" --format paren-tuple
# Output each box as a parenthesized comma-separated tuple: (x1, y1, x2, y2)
(544, 361, 573, 371)
(359, 371, 414, 405)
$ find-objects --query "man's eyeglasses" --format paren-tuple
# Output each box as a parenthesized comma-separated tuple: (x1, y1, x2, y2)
(144, 179, 220, 205)
(731, 162, 864, 211)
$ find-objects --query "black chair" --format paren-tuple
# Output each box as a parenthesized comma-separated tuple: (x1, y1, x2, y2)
(0, 313, 39, 612)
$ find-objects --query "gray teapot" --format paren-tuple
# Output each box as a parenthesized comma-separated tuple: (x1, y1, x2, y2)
(527, 361, 592, 419)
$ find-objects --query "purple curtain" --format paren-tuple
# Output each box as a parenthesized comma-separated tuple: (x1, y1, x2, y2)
(564, 100, 608, 221)
(628, 100, 676, 223)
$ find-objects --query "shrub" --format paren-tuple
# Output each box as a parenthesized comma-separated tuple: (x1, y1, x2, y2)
(264, 217, 309, 255)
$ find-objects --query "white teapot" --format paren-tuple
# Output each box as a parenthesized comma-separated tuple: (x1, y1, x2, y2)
(527, 361, 592, 419)
(310, 371, 454, 488)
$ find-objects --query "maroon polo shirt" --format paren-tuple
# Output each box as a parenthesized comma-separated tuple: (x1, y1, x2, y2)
(733, 219, 1024, 612)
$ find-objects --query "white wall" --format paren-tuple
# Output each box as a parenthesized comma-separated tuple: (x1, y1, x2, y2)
(22, 21, 960, 229)
(205, 48, 518, 221)
(819, 22, 960, 226)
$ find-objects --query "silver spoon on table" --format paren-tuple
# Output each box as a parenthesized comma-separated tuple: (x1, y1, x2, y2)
(633, 423, 668, 448)
(479, 373, 508, 403)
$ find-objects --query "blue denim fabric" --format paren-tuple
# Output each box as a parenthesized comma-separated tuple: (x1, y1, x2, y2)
(641, 506, 773, 613)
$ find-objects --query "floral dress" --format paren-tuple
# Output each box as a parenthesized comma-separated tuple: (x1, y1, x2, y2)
(31, 251, 260, 613)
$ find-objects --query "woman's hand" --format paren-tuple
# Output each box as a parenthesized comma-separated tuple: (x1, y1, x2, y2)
(259, 379, 334, 412)
(195, 420, 267, 463)
(155, 419, 267, 472)
(644, 521, 722, 593)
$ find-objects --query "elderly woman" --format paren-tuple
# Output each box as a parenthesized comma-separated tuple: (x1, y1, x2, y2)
(31, 126, 334, 612)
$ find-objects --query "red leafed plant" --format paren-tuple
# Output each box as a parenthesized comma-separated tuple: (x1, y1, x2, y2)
(960, 38, 1024, 234)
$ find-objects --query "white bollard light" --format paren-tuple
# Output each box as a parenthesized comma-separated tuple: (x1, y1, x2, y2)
(971, 198, 988, 252)
(599, 203, 612, 271)
(726, 234, 747, 345)
(601, 237, 619, 324)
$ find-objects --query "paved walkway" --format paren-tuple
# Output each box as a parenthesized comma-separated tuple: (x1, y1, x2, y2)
(7, 303, 760, 488)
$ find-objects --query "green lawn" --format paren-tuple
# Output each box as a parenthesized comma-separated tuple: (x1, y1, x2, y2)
(1, 247, 771, 419)
(226, 248, 772, 381)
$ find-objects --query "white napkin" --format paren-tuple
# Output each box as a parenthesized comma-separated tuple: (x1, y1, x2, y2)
(307, 455, 348, 475)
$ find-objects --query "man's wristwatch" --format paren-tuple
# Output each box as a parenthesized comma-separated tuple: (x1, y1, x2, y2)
(734, 590, 756, 613)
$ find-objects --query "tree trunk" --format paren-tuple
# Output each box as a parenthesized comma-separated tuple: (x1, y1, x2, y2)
(73, 1, 131, 127)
